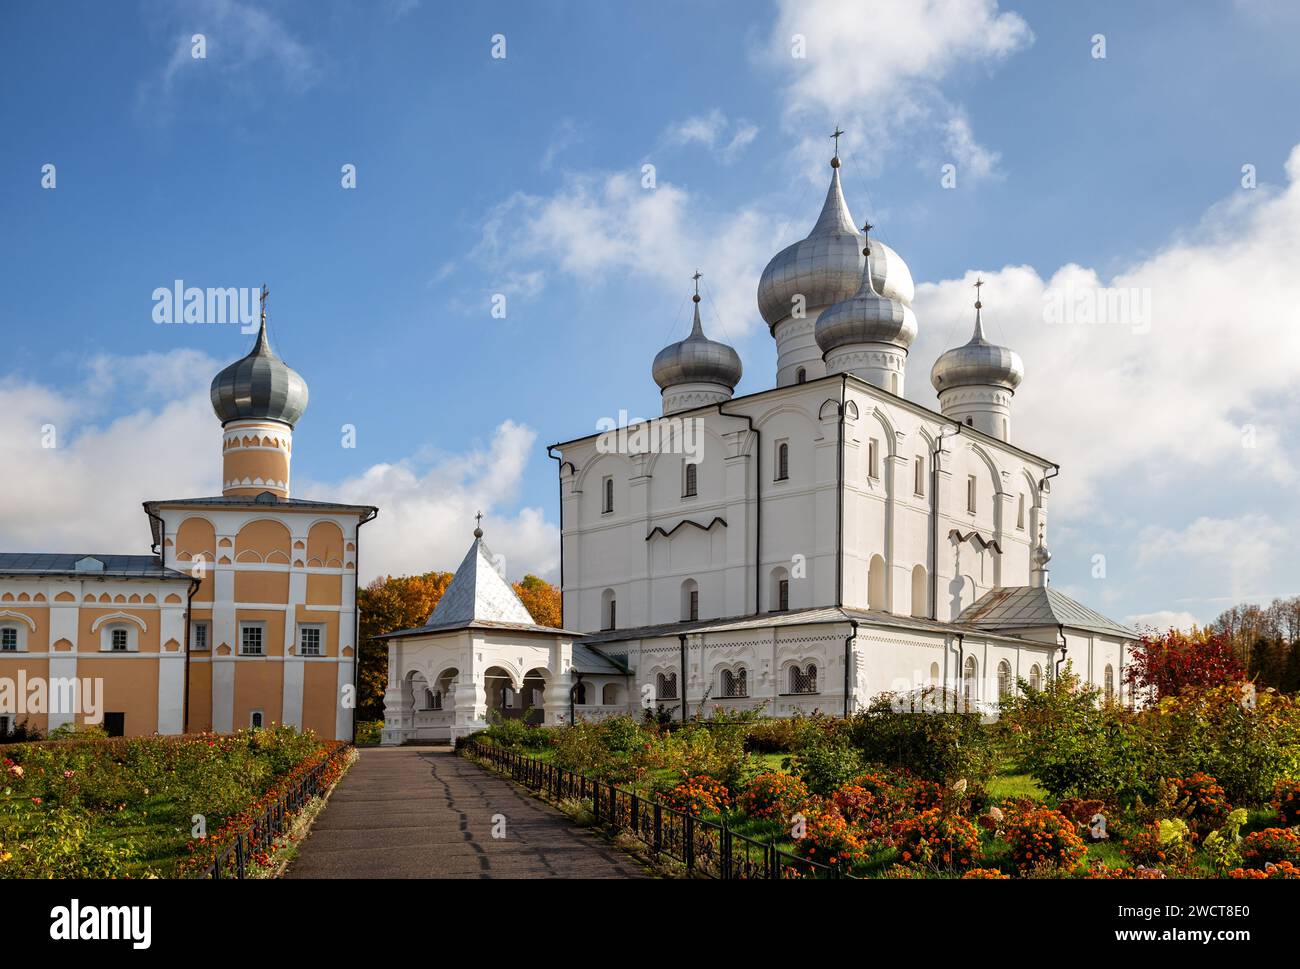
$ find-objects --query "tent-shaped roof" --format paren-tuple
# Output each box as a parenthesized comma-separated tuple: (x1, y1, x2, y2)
(958, 585, 1134, 639)
(383, 534, 576, 639)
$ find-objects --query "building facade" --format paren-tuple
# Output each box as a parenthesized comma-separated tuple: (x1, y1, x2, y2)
(0, 307, 376, 740)
(384, 149, 1134, 742)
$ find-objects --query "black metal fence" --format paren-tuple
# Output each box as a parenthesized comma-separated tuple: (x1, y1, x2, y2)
(202, 743, 353, 879)
(466, 741, 846, 879)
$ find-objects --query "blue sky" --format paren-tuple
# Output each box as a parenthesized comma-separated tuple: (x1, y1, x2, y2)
(3, 0, 1299, 629)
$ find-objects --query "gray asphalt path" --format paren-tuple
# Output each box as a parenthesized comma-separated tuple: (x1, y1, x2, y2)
(283, 746, 648, 879)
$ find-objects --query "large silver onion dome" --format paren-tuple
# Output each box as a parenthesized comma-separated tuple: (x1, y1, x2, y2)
(653, 292, 742, 391)
(815, 227, 918, 355)
(930, 288, 1024, 393)
(210, 317, 309, 426)
(757, 158, 915, 328)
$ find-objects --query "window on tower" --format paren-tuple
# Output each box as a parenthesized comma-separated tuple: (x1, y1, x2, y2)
(775, 441, 790, 481)
(602, 476, 614, 514)
(683, 461, 698, 497)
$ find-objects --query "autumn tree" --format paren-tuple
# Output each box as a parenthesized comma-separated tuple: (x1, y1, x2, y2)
(356, 571, 562, 720)
(1124, 628, 1246, 700)
(513, 574, 562, 628)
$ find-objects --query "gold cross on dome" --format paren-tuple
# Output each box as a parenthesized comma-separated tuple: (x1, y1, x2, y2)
(831, 125, 845, 158)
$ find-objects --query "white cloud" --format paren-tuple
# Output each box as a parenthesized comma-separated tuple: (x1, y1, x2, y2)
(301, 421, 558, 584)
(661, 110, 760, 164)
(909, 144, 1300, 519)
(475, 171, 774, 342)
(0, 353, 558, 585)
(763, 0, 1032, 179)
(1124, 610, 1200, 634)
(137, 0, 318, 116)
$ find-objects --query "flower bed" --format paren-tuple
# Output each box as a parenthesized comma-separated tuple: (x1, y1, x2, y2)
(0, 727, 341, 878)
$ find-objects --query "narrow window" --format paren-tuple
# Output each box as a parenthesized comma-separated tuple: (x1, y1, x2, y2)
(796, 367, 807, 384)
(250, 710, 264, 729)
(683, 461, 698, 497)
(657, 672, 677, 700)
(607, 598, 616, 631)
(1017, 493, 1026, 529)
(776, 442, 790, 481)
(191, 621, 209, 651)
(778, 578, 790, 612)
(111, 628, 129, 652)
(688, 589, 699, 621)
(299, 625, 323, 656)
(240, 623, 264, 656)
(914, 455, 925, 496)
(967, 475, 977, 514)
(868, 438, 879, 479)
(0, 627, 17, 651)
(602, 476, 614, 514)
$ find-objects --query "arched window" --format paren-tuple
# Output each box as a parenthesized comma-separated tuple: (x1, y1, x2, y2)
(601, 589, 617, 630)
(997, 660, 1013, 700)
(963, 656, 978, 711)
(868, 555, 887, 611)
(796, 367, 807, 384)
(656, 672, 677, 700)
(601, 683, 619, 705)
(572, 681, 587, 705)
(250, 710, 264, 729)
(910, 564, 927, 618)
(722, 667, 748, 698)
(681, 578, 699, 622)
(775, 442, 790, 481)
(929, 662, 940, 685)
(770, 567, 790, 612)
(502, 686, 516, 708)
(1104, 664, 1115, 705)
(789, 664, 817, 694)
(603, 476, 614, 514)
(683, 461, 698, 497)
(1028, 664, 1042, 692)
(0, 625, 22, 652)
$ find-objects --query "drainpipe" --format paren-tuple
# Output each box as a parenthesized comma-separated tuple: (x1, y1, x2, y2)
(352, 506, 378, 744)
(716, 404, 761, 615)
(1054, 624, 1068, 680)
(930, 423, 962, 621)
(182, 574, 199, 734)
(547, 446, 565, 624)
(836, 374, 847, 607)
(678, 633, 688, 724)
(955, 632, 965, 713)
(842, 619, 858, 717)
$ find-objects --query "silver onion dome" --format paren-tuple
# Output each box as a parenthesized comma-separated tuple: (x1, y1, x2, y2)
(210, 315, 309, 427)
(930, 286, 1024, 393)
(815, 225, 918, 356)
(757, 157, 915, 328)
(652, 291, 742, 392)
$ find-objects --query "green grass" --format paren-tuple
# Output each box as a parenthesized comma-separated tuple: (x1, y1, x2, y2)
(986, 772, 1046, 800)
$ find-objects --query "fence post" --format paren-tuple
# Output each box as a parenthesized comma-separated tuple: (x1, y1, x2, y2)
(653, 802, 662, 854)
(685, 813, 695, 874)
(767, 840, 776, 880)
(721, 816, 731, 880)
(235, 833, 246, 880)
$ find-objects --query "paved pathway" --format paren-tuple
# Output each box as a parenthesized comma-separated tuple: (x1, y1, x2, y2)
(283, 746, 648, 879)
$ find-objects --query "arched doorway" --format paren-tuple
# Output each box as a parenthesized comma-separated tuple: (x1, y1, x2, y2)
(522, 667, 549, 725)
(484, 666, 523, 719)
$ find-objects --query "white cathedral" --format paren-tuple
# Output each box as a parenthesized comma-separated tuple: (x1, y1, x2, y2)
(381, 150, 1135, 744)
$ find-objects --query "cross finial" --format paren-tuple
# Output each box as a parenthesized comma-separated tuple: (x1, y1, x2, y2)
(259, 284, 269, 323)
(473, 510, 483, 539)
(831, 125, 844, 157)
(974, 277, 984, 309)
(861, 221, 873, 257)
(692, 269, 702, 302)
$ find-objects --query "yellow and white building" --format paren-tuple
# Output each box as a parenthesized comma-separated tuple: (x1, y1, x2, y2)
(0, 311, 377, 740)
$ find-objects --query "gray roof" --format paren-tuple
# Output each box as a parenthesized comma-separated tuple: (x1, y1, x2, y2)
(143, 494, 378, 547)
(572, 643, 628, 675)
(577, 604, 1045, 649)
(958, 586, 1134, 638)
(652, 296, 742, 392)
(384, 534, 579, 639)
(0, 553, 189, 581)
(210, 318, 309, 427)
